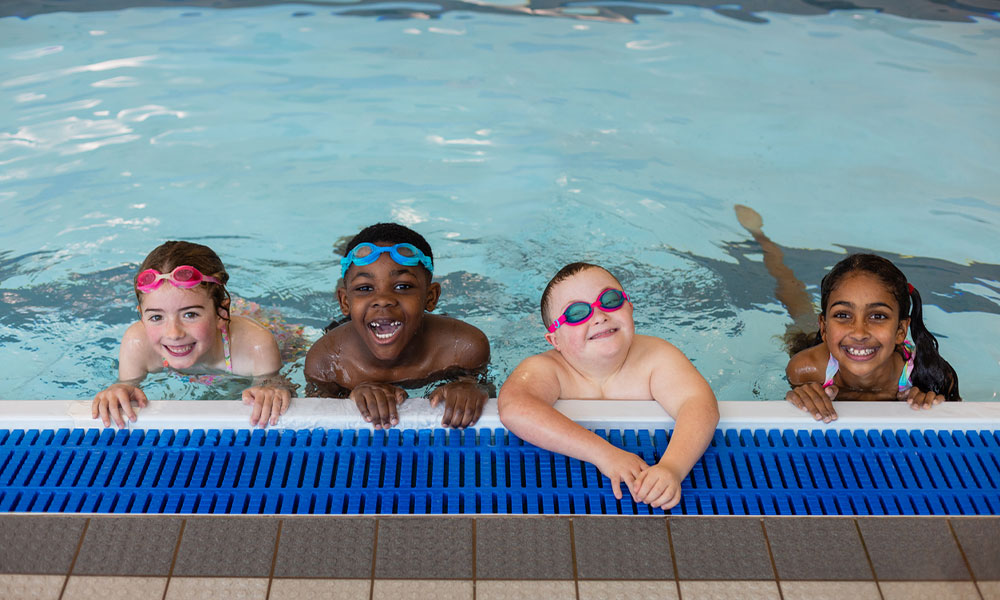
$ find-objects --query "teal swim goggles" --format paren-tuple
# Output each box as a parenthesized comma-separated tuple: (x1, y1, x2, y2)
(341, 242, 434, 278)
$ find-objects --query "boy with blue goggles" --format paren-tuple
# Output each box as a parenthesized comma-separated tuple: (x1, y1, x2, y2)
(340, 242, 434, 278)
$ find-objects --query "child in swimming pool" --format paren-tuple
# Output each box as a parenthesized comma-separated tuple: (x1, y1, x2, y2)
(92, 241, 292, 428)
(305, 223, 491, 429)
(735, 206, 960, 422)
(498, 262, 719, 510)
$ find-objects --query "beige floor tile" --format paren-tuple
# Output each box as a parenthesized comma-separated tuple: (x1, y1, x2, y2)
(371, 579, 473, 600)
(779, 581, 880, 600)
(979, 581, 1000, 600)
(62, 576, 167, 600)
(165, 577, 269, 600)
(267, 578, 370, 600)
(477, 580, 576, 600)
(578, 579, 679, 600)
(880, 581, 981, 600)
(678, 580, 780, 600)
(0, 575, 64, 600)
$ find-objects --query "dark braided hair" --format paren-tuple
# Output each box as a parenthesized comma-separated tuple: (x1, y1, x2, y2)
(790, 253, 959, 400)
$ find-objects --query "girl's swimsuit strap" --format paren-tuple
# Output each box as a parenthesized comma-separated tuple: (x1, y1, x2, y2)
(822, 339, 915, 391)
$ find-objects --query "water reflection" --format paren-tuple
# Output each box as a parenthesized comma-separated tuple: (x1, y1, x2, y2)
(3, 0, 996, 24)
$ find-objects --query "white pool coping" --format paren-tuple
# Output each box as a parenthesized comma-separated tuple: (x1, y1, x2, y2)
(1, 399, 998, 431)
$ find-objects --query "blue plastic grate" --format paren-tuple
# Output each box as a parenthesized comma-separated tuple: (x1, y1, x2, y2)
(0, 428, 997, 515)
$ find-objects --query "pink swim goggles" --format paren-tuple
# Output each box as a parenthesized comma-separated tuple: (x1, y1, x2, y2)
(136, 266, 222, 293)
(547, 288, 630, 333)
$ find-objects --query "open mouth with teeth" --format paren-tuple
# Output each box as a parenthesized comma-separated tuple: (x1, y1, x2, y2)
(841, 345, 878, 361)
(367, 318, 403, 344)
(164, 344, 194, 357)
(589, 327, 618, 340)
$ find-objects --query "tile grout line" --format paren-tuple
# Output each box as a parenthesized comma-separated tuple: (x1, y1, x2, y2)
(665, 517, 682, 600)
(947, 518, 984, 600)
(853, 519, 885, 600)
(568, 518, 579, 600)
(759, 518, 784, 600)
(471, 518, 477, 600)
(57, 517, 90, 600)
(162, 518, 187, 600)
(265, 519, 283, 599)
(369, 518, 379, 600)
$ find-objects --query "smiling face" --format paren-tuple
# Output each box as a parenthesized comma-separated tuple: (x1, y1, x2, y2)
(139, 284, 227, 370)
(543, 267, 634, 362)
(820, 271, 909, 380)
(338, 241, 440, 363)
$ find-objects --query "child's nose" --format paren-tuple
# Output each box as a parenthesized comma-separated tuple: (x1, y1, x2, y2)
(849, 319, 869, 338)
(166, 319, 184, 338)
(372, 292, 398, 307)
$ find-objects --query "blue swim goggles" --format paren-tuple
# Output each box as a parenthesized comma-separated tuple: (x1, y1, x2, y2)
(340, 242, 434, 278)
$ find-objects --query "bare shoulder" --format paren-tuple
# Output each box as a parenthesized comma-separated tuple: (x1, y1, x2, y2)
(231, 316, 277, 348)
(304, 327, 342, 379)
(118, 321, 159, 377)
(230, 316, 281, 375)
(425, 314, 490, 369)
(633, 335, 691, 368)
(499, 351, 563, 403)
(786, 344, 827, 385)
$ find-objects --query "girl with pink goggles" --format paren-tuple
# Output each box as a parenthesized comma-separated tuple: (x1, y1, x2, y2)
(135, 265, 222, 293)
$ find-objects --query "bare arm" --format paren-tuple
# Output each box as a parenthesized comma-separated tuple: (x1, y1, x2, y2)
(93, 322, 151, 428)
(648, 340, 719, 478)
(498, 354, 647, 500)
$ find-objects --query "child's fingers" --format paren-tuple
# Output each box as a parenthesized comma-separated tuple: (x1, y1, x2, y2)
(352, 393, 372, 422)
(441, 393, 455, 427)
(108, 399, 124, 429)
(279, 390, 291, 415)
(376, 390, 398, 429)
(91, 396, 101, 419)
(251, 396, 265, 427)
(653, 485, 681, 510)
(134, 387, 149, 407)
(269, 394, 284, 426)
(120, 393, 137, 423)
(609, 473, 623, 500)
(98, 400, 111, 427)
(242, 388, 254, 406)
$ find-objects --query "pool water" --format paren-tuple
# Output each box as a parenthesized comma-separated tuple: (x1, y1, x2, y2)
(1, 1, 998, 402)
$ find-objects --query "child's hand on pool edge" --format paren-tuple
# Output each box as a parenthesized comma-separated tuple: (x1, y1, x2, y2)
(92, 383, 148, 429)
(594, 446, 647, 502)
(898, 386, 945, 410)
(429, 379, 487, 429)
(350, 382, 408, 429)
(242, 386, 290, 428)
(634, 459, 683, 509)
(785, 382, 838, 423)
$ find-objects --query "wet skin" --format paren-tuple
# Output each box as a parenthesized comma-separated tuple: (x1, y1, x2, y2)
(304, 243, 490, 429)
(786, 272, 917, 421)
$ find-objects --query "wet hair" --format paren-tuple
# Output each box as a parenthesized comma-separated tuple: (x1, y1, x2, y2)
(343, 222, 434, 279)
(539, 262, 620, 328)
(135, 241, 231, 321)
(789, 253, 959, 400)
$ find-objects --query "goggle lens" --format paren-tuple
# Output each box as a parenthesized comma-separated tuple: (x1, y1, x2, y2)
(136, 270, 157, 289)
(173, 266, 197, 284)
(599, 288, 626, 310)
(547, 288, 630, 333)
(564, 302, 594, 324)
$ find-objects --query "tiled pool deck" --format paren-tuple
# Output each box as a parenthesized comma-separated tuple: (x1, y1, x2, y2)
(1, 514, 997, 600)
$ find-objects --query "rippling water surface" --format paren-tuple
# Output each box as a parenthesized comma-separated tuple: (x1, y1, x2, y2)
(1, 2, 998, 401)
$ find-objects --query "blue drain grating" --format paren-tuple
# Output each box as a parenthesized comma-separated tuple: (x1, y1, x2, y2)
(1, 428, 998, 515)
